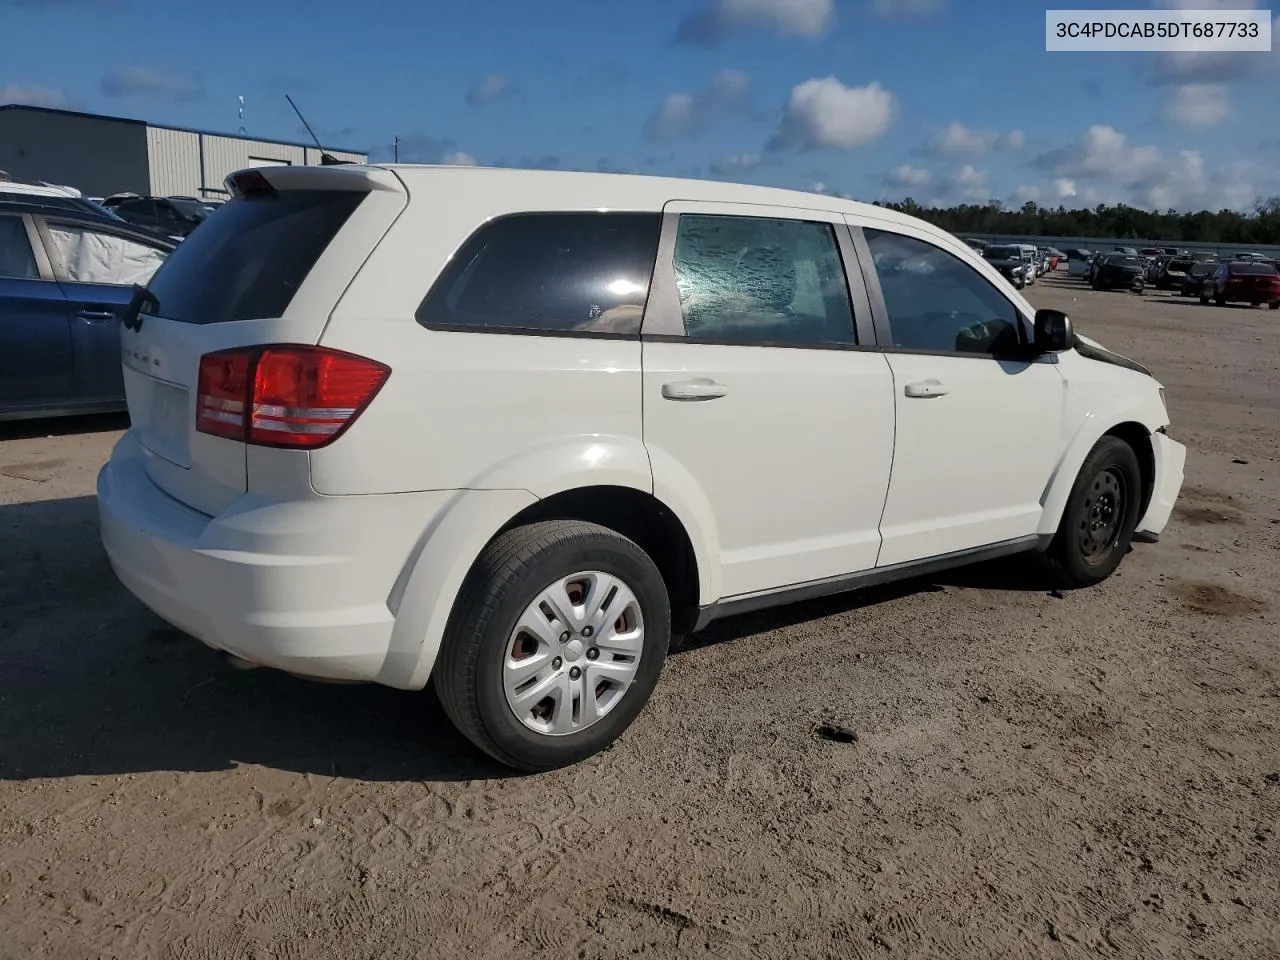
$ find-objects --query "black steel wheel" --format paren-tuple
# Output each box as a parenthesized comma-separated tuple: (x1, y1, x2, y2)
(1042, 436, 1143, 589)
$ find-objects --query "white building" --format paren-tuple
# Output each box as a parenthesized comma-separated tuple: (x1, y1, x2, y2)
(0, 104, 368, 200)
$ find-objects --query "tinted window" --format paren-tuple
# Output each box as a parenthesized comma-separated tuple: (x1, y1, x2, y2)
(0, 216, 38, 279)
(46, 224, 168, 286)
(864, 228, 1022, 355)
(671, 214, 855, 346)
(418, 213, 661, 335)
(116, 199, 154, 218)
(1228, 262, 1278, 276)
(146, 190, 363, 324)
(983, 245, 1021, 260)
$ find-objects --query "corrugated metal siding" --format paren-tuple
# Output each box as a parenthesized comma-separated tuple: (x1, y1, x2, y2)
(147, 127, 201, 196)
(146, 130, 370, 198)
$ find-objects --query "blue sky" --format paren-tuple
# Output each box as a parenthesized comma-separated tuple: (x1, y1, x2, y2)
(3, 0, 1279, 211)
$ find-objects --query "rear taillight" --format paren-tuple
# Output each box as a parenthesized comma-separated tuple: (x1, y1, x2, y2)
(196, 345, 390, 449)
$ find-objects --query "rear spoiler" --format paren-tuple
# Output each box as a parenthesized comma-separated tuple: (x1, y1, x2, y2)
(224, 164, 405, 198)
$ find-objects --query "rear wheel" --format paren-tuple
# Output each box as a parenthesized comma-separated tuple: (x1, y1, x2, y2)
(1270, 300, 1279, 310)
(1042, 437, 1143, 589)
(435, 520, 670, 771)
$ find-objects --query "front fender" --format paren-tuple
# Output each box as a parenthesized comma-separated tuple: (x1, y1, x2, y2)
(1036, 392, 1167, 538)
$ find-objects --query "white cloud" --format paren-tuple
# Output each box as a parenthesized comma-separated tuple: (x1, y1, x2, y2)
(710, 152, 762, 176)
(465, 74, 516, 109)
(922, 122, 1024, 157)
(0, 82, 74, 108)
(870, 0, 944, 16)
(1167, 83, 1231, 128)
(440, 151, 478, 166)
(676, 0, 832, 44)
(769, 77, 895, 151)
(887, 164, 932, 188)
(645, 69, 750, 141)
(1013, 185, 1041, 203)
(1146, 1, 1280, 84)
(1032, 125, 1163, 181)
(1055, 177, 1078, 199)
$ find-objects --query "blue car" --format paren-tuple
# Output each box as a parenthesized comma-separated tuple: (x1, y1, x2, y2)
(1, 197, 176, 421)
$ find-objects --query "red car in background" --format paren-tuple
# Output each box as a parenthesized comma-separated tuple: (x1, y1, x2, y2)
(1198, 260, 1280, 308)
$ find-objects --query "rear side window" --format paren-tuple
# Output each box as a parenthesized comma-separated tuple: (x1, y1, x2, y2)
(417, 213, 661, 336)
(145, 190, 364, 324)
(0, 216, 38, 279)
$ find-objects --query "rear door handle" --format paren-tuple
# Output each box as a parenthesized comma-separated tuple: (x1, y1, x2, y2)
(661, 378, 728, 401)
(904, 379, 948, 398)
(77, 309, 116, 324)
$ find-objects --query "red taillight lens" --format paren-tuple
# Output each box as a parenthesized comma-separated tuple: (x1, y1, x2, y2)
(196, 345, 390, 449)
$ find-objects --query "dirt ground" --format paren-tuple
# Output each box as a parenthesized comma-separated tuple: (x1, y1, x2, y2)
(1, 276, 1277, 960)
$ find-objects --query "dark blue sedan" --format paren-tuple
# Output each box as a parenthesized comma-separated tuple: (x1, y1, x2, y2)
(1, 198, 176, 421)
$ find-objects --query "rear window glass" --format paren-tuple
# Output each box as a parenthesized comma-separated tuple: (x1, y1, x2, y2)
(1228, 262, 1278, 275)
(416, 212, 662, 336)
(145, 189, 364, 324)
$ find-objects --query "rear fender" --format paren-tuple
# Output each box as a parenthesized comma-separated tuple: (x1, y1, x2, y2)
(383, 436, 722, 688)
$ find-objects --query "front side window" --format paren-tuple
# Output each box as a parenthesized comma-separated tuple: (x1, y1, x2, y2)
(0, 216, 38, 280)
(864, 228, 1022, 355)
(671, 214, 856, 346)
(417, 213, 661, 336)
(46, 224, 168, 286)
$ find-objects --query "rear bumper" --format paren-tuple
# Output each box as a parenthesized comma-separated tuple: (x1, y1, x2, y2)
(1136, 431, 1186, 537)
(97, 432, 458, 688)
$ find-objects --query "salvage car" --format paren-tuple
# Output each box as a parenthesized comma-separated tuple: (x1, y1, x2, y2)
(1092, 253, 1146, 292)
(96, 165, 1186, 770)
(1, 197, 174, 420)
(1179, 260, 1218, 297)
(981, 243, 1032, 288)
(1198, 260, 1280, 307)
(1153, 255, 1193, 290)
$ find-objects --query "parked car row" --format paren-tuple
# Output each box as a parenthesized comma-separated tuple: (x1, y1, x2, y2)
(965, 239, 1063, 289)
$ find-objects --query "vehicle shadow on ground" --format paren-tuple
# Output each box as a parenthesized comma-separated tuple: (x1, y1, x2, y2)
(0, 494, 1054, 784)
(0, 412, 129, 441)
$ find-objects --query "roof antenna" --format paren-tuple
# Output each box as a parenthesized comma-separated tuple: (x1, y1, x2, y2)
(285, 93, 350, 166)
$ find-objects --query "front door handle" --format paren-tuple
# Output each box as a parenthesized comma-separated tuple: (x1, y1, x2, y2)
(661, 378, 728, 402)
(77, 309, 116, 324)
(904, 379, 948, 398)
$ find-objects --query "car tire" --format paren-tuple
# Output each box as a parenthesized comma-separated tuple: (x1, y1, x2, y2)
(1041, 436, 1143, 590)
(1270, 300, 1280, 310)
(1199, 291, 1210, 304)
(435, 519, 670, 771)
(1215, 294, 1227, 306)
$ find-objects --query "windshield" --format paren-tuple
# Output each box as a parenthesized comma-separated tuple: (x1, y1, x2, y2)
(1107, 256, 1142, 266)
(983, 246, 1020, 260)
(1190, 263, 1217, 276)
(169, 199, 209, 220)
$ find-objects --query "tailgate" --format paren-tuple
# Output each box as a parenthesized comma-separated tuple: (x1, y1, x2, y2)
(121, 165, 407, 516)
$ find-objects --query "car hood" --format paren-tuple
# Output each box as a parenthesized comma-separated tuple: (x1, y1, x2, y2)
(1074, 333, 1152, 377)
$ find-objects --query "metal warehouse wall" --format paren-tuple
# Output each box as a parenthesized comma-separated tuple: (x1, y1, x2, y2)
(0, 107, 150, 196)
(147, 129, 367, 198)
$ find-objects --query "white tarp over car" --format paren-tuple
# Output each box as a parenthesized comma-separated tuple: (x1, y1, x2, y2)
(47, 225, 168, 287)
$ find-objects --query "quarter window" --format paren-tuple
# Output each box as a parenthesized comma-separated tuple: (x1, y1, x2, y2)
(671, 214, 856, 346)
(0, 217, 38, 280)
(864, 228, 1023, 355)
(417, 213, 662, 336)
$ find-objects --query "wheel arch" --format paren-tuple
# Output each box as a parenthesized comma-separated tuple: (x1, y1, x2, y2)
(498, 485, 705, 636)
(1038, 410, 1162, 539)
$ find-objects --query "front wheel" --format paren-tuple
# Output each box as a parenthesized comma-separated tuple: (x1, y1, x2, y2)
(1269, 300, 1279, 310)
(435, 520, 670, 771)
(1041, 436, 1143, 589)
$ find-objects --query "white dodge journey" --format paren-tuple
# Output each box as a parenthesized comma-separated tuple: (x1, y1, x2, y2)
(97, 164, 1186, 770)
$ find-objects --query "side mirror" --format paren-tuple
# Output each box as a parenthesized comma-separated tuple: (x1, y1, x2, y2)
(1034, 308, 1074, 353)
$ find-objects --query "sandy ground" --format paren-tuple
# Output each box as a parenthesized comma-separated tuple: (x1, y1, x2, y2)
(1, 277, 1277, 960)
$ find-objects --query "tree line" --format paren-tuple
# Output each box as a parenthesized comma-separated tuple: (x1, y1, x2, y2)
(873, 197, 1280, 245)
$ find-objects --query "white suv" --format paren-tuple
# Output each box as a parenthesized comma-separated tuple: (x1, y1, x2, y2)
(97, 165, 1186, 770)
